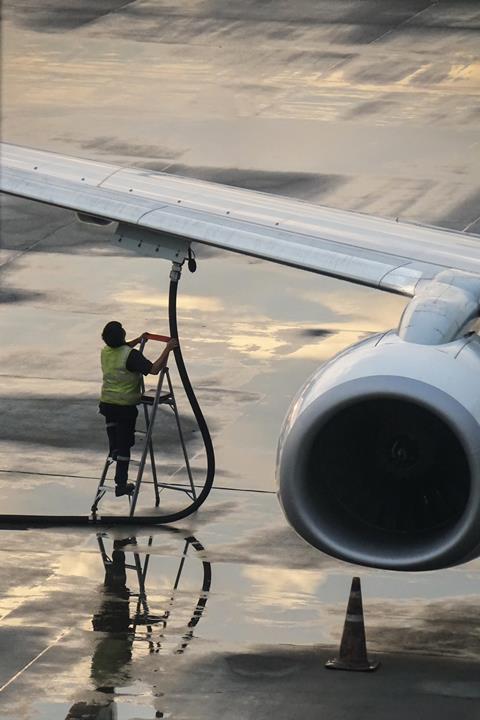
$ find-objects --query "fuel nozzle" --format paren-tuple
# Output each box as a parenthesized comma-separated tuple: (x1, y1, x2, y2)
(170, 261, 182, 282)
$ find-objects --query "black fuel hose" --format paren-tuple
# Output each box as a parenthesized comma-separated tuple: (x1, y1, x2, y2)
(0, 269, 215, 528)
(125, 271, 216, 523)
(163, 271, 216, 518)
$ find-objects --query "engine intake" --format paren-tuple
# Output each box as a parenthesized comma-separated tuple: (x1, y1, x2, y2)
(277, 332, 480, 570)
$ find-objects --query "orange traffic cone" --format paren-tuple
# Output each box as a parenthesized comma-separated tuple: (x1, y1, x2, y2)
(325, 576, 379, 671)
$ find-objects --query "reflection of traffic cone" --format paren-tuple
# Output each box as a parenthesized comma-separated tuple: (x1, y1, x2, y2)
(326, 576, 379, 671)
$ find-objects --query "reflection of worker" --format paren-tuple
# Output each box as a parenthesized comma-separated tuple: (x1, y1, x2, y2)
(65, 539, 133, 720)
(91, 539, 133, 685)
(99, 321, 178, 496)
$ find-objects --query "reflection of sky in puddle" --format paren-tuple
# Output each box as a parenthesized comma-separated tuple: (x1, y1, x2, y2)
(27, 698, 157, 720)
(117, 289, 224, 314)
(0, 525, 480, 718)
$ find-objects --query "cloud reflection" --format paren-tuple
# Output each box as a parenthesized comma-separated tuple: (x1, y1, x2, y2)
(243, 566, 324, 609)
(117, 289, 223, 313)
(227, 320, 368, 361)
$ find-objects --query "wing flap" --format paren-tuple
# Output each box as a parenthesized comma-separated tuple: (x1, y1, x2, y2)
(138, 202, 416, 290)
(2, 142, 480, 297)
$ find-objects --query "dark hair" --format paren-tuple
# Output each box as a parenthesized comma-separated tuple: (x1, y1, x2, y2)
(102, 321, 126, 348)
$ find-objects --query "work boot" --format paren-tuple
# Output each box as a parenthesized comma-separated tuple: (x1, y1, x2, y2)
(115, 482, 135, 497)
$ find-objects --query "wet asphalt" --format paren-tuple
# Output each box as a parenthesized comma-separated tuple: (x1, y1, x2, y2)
(1, 1, 480, 718)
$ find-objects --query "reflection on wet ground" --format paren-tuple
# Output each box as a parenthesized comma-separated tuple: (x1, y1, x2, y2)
(0, 518, 480, 718)
(0, 528, 212, 718)
(1, 0, 480, 716)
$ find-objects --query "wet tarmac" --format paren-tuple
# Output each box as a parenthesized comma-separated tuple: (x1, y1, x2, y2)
(1, 1, 480, 717)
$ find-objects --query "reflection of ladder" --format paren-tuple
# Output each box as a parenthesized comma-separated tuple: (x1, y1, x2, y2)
(91, 335, 196, 518)
(96, 534, 161, 630)
(96, 533, 211, 654)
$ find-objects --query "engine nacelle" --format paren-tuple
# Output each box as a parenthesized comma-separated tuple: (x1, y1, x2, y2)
(277, 331, 480, 571)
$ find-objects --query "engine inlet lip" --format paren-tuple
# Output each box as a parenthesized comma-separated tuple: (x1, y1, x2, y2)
(278, 375, 480, 571)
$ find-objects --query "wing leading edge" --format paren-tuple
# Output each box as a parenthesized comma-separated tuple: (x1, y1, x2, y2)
(1, 142, 480, 297)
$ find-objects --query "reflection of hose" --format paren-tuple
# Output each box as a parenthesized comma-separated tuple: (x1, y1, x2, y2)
(162, 535, 212, 654)
(0, 265, 215, 527)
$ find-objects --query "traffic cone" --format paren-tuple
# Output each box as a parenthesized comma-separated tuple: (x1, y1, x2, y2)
(325, 576, 379, 671)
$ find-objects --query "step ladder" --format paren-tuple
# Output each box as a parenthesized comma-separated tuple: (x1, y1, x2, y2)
(91, 335, 196, 518)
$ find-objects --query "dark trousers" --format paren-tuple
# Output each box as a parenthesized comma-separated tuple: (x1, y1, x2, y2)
(99, 403, 138, 485)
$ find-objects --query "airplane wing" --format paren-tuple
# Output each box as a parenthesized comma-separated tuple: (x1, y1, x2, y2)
(1, 142, 480, 297)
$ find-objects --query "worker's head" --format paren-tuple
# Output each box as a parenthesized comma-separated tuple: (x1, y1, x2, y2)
(102, 321, 126, 348)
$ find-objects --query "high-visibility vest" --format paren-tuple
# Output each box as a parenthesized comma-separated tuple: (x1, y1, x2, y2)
(100, 345, 142, 405)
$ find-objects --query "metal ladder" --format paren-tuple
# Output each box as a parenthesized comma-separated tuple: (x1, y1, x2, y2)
(91, 334, 196, 518)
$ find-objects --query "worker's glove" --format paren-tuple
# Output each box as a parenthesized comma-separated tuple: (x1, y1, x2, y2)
(167, 339, 179, 352)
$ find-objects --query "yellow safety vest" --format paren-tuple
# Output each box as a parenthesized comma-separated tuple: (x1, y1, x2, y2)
(100, 345, 142, 406)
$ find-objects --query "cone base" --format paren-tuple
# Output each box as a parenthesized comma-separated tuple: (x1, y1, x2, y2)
(325, 657, 380, 672)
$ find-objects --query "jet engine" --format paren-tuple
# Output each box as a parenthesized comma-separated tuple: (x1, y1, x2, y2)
(277, 330, 480, 571)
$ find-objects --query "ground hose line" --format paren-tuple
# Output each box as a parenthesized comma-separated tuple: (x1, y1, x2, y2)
(0, 267, 215, 528)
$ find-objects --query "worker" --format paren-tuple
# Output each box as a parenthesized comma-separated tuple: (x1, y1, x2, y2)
(99, 321, 178, 496)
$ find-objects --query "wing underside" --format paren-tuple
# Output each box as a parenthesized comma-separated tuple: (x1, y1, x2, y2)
(2, 142, 480, 297)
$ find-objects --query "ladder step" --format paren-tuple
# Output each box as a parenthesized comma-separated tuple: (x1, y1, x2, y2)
(156, 483, 195, 494)
(141, 394, 174, 406)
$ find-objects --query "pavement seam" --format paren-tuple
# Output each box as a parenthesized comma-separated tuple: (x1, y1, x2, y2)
(0, 627, 71, 694)
(0, 468, 276, 494)
(0, 219, 77, 270)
